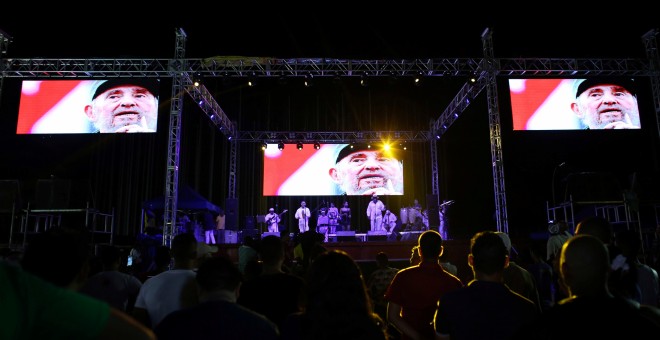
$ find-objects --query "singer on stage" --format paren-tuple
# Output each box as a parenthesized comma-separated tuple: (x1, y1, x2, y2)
(366, 194, 385, 232)
(295, 200, 311, 233)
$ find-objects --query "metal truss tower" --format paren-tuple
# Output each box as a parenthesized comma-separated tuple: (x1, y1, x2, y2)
(481, 28, 508, 233)
(2, 28, 659, 243)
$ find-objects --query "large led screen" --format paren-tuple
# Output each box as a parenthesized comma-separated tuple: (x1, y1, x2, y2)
(263, 143, 404, 196)
(509, 77, 642, 130)
(16, 79, 160, 134)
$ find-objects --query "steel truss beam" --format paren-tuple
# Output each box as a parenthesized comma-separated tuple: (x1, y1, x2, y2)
(1, 57, 655, 79)
(234, 130, 431, 143)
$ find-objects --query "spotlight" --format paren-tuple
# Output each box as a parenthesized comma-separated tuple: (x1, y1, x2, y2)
(277, 142, 284, 150)
(414, 72, 423, 87)
(192, 72, 203, 87)
(468, 72, 478, 84)
(297, 142, 303, 150)
(261, 142, 267, 151)
(304, 74, 314, 88)
(360, 73, 369, 87)
(248, 73, 258, 87)
(313, 142, 320, 150)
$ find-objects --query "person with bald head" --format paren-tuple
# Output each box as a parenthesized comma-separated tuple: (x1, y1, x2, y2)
(514, 234, 660, 339)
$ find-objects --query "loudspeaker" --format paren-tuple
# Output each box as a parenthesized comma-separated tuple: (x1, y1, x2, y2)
(367, 230, 388, 241)
(401, 231, 423, 241)
(262, 232, 280, 238)
(245, 216, 256, 229)
(225, 198, 238, 230)
(426, 194, 439, 210)
(336, 231, 356, 242)
(217, 230, 237, 244)
(427, 208, 440, 228)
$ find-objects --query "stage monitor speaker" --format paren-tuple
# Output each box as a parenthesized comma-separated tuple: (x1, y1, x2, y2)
(262, 232, 280, 238)
(401, 231, 423, 241)
(367, 230, 388, 241)
(336, 231, 356, 242)
(225, 198, 238, 230)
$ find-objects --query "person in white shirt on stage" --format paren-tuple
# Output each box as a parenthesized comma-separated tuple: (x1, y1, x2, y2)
(265, 208, 281, 233)
(295, 201, 311, 233)
(366, 194, 385, 232)
(382, 209, 398, 233)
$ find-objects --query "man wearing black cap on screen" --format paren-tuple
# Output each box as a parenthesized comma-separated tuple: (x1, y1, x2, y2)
(84, 79, 159, 133)
(329, 143, 404, 195)
(571, 77, 640, 130)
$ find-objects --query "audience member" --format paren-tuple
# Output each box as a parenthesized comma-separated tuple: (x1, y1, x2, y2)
(546, 220, 571, 263)
(1, 260, 155, 340)
(574, 215, 628, 299)
(367, 252, 400, 321)
(439, 250, 458, 277)
(238, 235, 260, 275)
(238, 235, 306, 330)
(522, 242, 555, 312)
(496, 231, 542, 312)
(385, 230, 463, 340)
(80, 244, 143, 313)
(133, 232, 199, 329)
(280, 249, 388, 340)
(435, 231, 538, 340)
(615, 229, 660, 307)
(135, 245, 171, 283)
(516, 234, 660, 339)
(20, 226, 92, 290)
(154, 256, 279, 340)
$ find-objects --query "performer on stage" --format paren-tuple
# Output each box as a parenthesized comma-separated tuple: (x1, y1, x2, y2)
(366, 194, 385, 232)
(294, 200, 311, 233)
(339, 201, 351, 231)
(265, 208, 281, 233)
(382, 209, 397, 232)
(327, 202, 339, 234)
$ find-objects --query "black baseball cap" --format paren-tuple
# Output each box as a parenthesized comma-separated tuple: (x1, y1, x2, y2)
(574, 77, 636, 98)
(92, 78, 160, 100)
(336, 143, 395, 164)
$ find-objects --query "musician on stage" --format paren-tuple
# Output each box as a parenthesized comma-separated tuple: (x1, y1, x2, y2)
(265, 208, 281, 233)
(366, 194, 385, 232)
(382, 209, 398, 232)
(339, 201, 351, 231)
(294, 200, 311, 233)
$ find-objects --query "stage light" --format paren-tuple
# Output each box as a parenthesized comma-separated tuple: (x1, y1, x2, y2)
(468, 72, 478, 84)
(414, 72, 423, 87)
(304, 74, 314, 88)
(277, 142, 284, 150)
(297, 142, 303, 150)
(261, 142, 267, 151)
(248, 73, 258, 87)
(313, 142, 320, 150)
(360, 73, 369, 87)
(192, 72, 203, 87)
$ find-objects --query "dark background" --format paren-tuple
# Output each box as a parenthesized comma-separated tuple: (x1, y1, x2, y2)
(1, 12, 659, 243)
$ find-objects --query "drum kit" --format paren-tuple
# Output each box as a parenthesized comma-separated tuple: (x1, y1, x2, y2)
(400, 207, 428, 230)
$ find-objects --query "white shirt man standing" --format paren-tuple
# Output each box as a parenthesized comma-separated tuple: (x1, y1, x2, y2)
(366, 195, 385, 232)
(294, 201, 311, 233)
